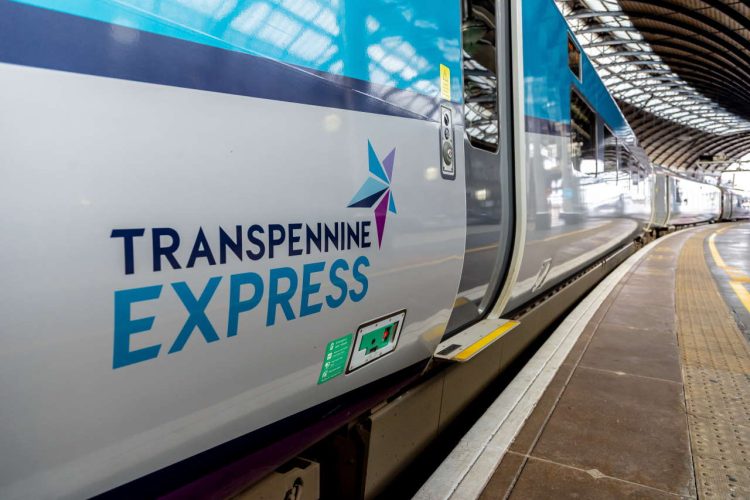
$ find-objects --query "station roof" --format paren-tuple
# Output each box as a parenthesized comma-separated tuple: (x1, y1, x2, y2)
(558, 0, 750, 180)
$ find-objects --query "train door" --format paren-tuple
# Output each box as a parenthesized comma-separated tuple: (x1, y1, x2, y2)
(653, 172, 670, 227)
(446, 0, 515, 331)
(721, 190, 732, 220)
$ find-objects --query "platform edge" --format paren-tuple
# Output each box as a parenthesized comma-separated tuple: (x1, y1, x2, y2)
(413, 231, 684, 500)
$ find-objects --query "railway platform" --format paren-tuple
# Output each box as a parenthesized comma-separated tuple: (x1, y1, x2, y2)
(417, 222, 750, 499)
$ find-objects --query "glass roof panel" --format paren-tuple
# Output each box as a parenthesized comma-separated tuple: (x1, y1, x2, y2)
(556, 0, 750, 136)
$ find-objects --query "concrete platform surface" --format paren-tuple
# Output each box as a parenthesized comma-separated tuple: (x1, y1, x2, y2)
(477, 223, 750, 499)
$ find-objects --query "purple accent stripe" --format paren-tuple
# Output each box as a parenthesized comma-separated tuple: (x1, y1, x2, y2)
(374, 190, 390, 248)
(382, 148, 396, 182)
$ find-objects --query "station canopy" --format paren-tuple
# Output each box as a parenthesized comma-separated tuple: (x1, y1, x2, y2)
(557, 0, 750, 184)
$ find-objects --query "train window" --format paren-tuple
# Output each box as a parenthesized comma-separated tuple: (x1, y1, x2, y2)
(603, 126, 618, 180)
(570, 90, 597, 175)
(619, 146, 631, 186)
(462, 0, 499, 152)
(568, 34, 581, 80)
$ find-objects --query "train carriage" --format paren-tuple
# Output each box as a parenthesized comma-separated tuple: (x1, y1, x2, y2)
(0, 0, 732, 497)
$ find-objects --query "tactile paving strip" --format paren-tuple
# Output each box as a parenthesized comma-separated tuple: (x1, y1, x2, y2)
(676, 227, 750, 499)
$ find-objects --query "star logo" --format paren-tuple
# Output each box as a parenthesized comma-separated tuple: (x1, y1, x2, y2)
(348, 141, 397, 248)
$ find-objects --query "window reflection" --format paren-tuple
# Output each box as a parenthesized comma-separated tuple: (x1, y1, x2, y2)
(462, 0, 499, 151)
(603, 126, 618, 183)
(570, 90, 597, 175)
(567, 34, 581, 80)
(125, 0, 453, 110)
(619, 146, 631, 186)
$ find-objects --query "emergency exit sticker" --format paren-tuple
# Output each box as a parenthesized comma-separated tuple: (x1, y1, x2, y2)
(440, 64, 451, 100)
(318, 333, 353, 384)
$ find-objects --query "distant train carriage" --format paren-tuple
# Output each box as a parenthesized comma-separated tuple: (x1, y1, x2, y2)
(723, 189, 750, 220)
(652, 168, 723, 227)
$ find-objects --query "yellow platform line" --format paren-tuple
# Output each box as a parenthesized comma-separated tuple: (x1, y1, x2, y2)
(729, 281, 750, 314)
(676, 228, 750, 499)
(708, 229, 750, 314)
(707, 232, 729, 269)
(454, 320, 520, 362)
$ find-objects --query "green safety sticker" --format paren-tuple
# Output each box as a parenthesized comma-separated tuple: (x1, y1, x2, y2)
(318, 333, 353, 384)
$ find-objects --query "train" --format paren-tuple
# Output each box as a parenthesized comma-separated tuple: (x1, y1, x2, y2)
(0, 0, 748, 498)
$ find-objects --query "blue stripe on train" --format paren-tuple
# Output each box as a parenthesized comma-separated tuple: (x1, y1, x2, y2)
(521, 0, 631, 138)
(7, 0, 462, 104)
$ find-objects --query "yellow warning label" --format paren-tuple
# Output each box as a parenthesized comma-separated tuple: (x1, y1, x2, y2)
(440, 64, 451, 101)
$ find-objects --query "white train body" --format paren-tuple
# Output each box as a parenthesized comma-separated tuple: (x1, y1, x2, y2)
(0, 0, 741, 497)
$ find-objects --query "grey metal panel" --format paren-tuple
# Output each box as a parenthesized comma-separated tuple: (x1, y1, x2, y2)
(364, 375, 444, 499)
(504, 131, 650, 312)
(438, 340, 503, 431)
(234, 458, 320, 500)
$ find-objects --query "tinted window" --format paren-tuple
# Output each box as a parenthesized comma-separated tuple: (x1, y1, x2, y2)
(619, 147, 632, 186)
(463, 1, 499, 152)
(568, 34, 581, 80)
(570, 91, 597, 175)
(603, 126, 618, 176)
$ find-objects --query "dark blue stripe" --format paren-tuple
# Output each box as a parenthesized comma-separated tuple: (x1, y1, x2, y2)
(348, 189, 388, 208)
(0, 0, 438, 121)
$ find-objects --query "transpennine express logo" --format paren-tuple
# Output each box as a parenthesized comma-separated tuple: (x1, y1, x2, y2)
(348, 141, 397, 248)
(110, 142, 391, 369)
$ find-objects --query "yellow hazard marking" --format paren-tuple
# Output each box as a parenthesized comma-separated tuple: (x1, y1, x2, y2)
(708, 229, 750, 314)
(708, 233, 728, 268)
(708, 232, 747, 281)
(455, 320, 520, 361)
(676, 228, 750, 500)
(729, 281, 750, 314)
(440, 64, 451, 101)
